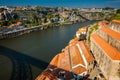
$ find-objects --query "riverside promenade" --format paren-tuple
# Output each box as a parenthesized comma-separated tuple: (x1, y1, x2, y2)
(0, 24, 51, 39)
(0, 21, 76, 39)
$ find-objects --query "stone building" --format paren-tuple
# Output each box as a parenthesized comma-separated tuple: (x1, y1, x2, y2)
(90, 20, 120, 80)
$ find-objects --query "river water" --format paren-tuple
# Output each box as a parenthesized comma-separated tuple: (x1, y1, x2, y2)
(0, 21, 96, 80)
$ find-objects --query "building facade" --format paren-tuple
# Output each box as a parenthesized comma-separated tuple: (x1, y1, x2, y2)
(90, 20, 120, 80)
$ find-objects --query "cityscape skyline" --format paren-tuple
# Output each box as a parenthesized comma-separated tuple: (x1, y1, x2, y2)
(0, 0, 120, 8)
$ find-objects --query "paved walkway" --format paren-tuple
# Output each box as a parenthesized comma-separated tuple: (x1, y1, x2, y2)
(89, 67, 99, 79)
(89, 66, 107, 80)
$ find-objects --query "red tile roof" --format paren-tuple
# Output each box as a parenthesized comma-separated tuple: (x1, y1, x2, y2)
(69, 45, 85, 66)
(72, 65, 86, 74)
(112, 20, 120, 23)
(50, 54, 59, 66)
(58, 52, 70, 71)
(77, 41, 94, 62)
(69, 38, 79, 45)
(76, 29, 86, 34)
(16, 22, 22, 26)
(9, 24, 15, 28)
(91, 34, 120, 60)
(37, 29, 96, 80)
(101, 27, 120, 41)
(98, 21, 109, 27)
(36, 68, 57, 80)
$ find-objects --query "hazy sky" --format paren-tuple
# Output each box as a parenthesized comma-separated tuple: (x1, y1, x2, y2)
(0, 0, 120, 8)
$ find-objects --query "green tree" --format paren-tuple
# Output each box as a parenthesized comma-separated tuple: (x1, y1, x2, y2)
(117, 9, 120, 14)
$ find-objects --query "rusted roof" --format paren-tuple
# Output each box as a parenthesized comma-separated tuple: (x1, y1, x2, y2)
(91, 34, 120, 60)
(112, 19, 120, 23)
(77, 41, 94, 62)
(101, 27, 120, 41)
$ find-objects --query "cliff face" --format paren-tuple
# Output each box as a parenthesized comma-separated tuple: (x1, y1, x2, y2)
(80, 12, 113, 20)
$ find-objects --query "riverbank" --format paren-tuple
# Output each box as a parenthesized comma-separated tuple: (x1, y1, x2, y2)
(0, 21, 97, 80)
(36, 20, 115, 80)
(36, 21, 105, 80)
(36, 25, 95, 80)
(0, 21, 84, 39)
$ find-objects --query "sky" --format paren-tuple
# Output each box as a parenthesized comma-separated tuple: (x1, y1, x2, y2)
(0, 0, 120, 8)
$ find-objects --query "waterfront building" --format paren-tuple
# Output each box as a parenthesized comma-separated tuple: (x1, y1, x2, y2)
(76, 27, 87, 40)
(90, 20, 120, 80)
(98, 21, 109, 28)
(36, 30, 94, 80)
(36, 20, 120, 80)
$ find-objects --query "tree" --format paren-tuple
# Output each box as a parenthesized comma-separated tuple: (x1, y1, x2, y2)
(13, 13, 19, 20)
(117, 9, 120, 14)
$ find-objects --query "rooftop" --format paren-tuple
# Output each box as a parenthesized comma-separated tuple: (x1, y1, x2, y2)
(36, 37, 93, 79)
(69, 45, 85, 66)
(76, 29, 86, 34)
(101, 27, 120, 41)
(98, 21, 109, 27)
(69, 38, 79, 45)
(112, 19, 120, 24)
(91, 34, 120, 60)
(77, 41, 94, 62)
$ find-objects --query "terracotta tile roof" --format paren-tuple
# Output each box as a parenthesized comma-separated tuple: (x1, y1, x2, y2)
(76, 28, 86, 34)
(76, 26, 87, 34)
(9, 24, 15, 28)
(98, 21, 109, 27)
(112, 19, 120, 23)
(77, 41, 94, 62)
(72, 65, 86, 74)
(37, 38, 92, 79)
(36, 69, 57, 80)
(37, 52, 72, 80)
(101, 27, 120, 41)
(91, 34, 120, 60)
(16, 22, 22, 26)
(50, 54, 59, 66)
(69, 45, 85, 66)
(69, 38, 79, 45)
(59, 12, 68, 18)
(58, 52, 70, 71)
